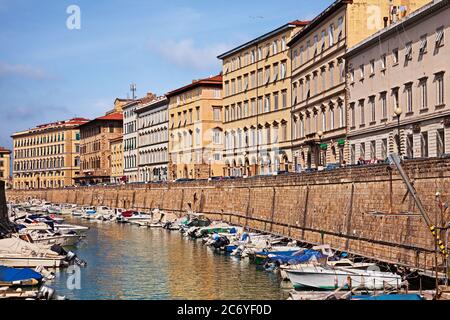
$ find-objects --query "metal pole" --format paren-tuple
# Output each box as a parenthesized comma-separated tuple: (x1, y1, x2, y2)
(397, 116, 401, 156)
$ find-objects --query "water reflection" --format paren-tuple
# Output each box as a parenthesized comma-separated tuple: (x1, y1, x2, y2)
(49, 218, 288, 300)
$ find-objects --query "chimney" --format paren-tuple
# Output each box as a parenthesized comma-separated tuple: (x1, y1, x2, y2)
(383, 16, 388, 28)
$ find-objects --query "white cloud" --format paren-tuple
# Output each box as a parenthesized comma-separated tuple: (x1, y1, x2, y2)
(0, 62, 55, 80)
(148, 38, 227, 71)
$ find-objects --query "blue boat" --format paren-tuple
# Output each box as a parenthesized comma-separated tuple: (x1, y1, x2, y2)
(0, 266, 43, 286)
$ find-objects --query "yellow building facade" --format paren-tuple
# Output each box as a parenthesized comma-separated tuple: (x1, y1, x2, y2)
(218, 21, 309, 177)
(110, 136, 124, 184)
(0, 147, 11, 188)
(167, 75, 223, 180)
(288, 0, 430, 170)
(12, 118, 89, 189)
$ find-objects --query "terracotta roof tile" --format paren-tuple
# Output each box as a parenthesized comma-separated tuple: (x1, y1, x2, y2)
(166, 74, 222, 97)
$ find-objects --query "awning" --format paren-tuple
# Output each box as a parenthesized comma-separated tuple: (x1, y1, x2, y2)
(320, 143, 328, 150)
(337, 139, 346, 146)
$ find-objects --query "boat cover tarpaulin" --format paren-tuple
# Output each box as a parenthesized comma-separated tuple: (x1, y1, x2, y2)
(0, 266, 43, 282)
(267, 250, 325, 264)
(351, 294, 424, 300)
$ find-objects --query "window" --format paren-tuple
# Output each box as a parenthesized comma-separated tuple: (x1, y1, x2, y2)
(370, 60, 375, 75)
(406, 134, 414, 158)
(300, 46, 304, 64)
(281, 36, 286, 51)
(329, 64, 334, 87)
(360, 143, 366, 160)
(231, 79, 236, 95)
(213, 108, 221, 121)
(264, 66, 271, 84)
(258, 47, 262, 60)
(436, 72, 445, 106)
(381, 139, 388, 159)
(405, 42, 412, 61)
(330, 107, 335, 130)
(322, 109, 326, 131)
(349, 68, 355, 83)
(250, 72, 256, 89)
(257, 69, 263, 85)
(359, 64, 364, 79)
(251, 99, 256, 115)
(272, 40, 278, 55)
(281, 90, 287, 109)
(405, 83, 413, 113)
(419, 34, 427, 56)
(273, 92, 279, 110)
(328, 24, 334, 46)
(380, 92, 387, 119)
(306, 41, 310, 61)
(273, 63, 279, 81)
(350, 144, 356, 164)
(321, 30, 326, 52)
(392, 88, 399, 111)
(313, 35, 318, 57)
(196, 107, 200, 121)
(381, 54, 387, 70)
(419, 78, 428, 109)
(213, 129, 221, 145)
(264, 95, 270, 113)
(337, 17, 343, 40)
(224, 81, 229, 96)
(436, 27, 444, 48)
(237, 77, 242, 93)
(437, 129, 445, 157)
(243, 101, 249, 117)
(257, 97, 263, 114)
(359, 100, 365, 126)
(338, 103, 344, 128)
(393, 48, 399, 64)
(243, 74, 249, 91)
(370, 141, 376, 159)
(350, 102, 356, 127)
(421, 132, 428, 157)
(369, 96, 376, 122)
(280, 62, 287, 80)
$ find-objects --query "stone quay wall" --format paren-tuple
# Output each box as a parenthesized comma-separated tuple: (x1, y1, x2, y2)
(7, 158, 450, 271)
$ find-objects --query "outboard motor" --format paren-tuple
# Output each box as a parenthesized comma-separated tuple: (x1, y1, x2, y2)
(50, 244, 87, 267)
(37, 286, 55, 300)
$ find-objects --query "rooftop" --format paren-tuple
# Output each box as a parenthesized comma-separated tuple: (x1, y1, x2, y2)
(288, 0, 350, 47)
(345, 0, 447, 58)
(0, 147, 11, 154)
(218, 20, 310, 60)
(12, 117, 90, 137)
(165, 75, 222, 98)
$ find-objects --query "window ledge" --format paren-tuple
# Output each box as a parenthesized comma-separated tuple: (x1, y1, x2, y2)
(350, 126, 356, 130)
(359, 124, 366, 128)
(380, 118, 388, 123)
(369, 121, 376, 126)
(393, 62, 399, 67)
(369, 73, 375, 78)
(419, 108, 429, 113)
(435, 104, 446, 109)
(405, 111, 414, 116)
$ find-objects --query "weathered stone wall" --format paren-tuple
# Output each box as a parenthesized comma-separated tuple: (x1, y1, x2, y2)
(7, 158, 450, 271)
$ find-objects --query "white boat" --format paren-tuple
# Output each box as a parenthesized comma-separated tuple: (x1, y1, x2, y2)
(16, 230, 84, 247)
(54, 224, 89, 234)
(285, 263, 402, 290)
(0, 238, 66, 268)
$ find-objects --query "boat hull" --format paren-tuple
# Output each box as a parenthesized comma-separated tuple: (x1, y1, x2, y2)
(286, 268, 402, 290)
(0, 256, 65, 268)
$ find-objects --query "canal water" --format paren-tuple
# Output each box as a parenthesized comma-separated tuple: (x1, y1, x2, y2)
(47, 218, 289, 300)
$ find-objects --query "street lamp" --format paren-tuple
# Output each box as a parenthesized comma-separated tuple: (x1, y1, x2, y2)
(394, 107, 402, 156)
(317, 131, 324, 167)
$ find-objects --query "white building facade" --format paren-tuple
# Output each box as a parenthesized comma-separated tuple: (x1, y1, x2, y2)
(122, 100, 140, 183)
(346, 0, 449, 164)
(136, 97, 169, 182)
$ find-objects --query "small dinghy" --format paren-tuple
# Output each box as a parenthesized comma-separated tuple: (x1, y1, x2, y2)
(0, 266, 43, 287)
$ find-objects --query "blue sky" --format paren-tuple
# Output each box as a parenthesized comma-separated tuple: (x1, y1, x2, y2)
(0, 0, 332, 149)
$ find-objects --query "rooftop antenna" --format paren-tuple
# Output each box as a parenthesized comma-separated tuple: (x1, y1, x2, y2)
(130, 83, 137, 100)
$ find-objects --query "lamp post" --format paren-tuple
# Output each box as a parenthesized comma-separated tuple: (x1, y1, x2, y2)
(317, 131, 324, 167)
(394, 107, 402, 156)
